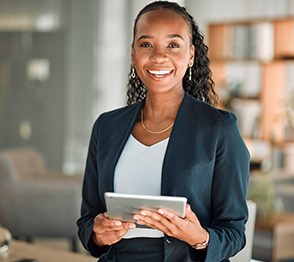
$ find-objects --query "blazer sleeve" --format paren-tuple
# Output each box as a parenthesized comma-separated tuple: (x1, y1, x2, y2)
(76, 115, 111, 257)
(203, 112, 250, 261)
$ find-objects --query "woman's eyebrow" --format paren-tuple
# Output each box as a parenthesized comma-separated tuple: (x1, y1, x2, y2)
(137, 35, 152, 41)
(167, 34, 184, 41)
(137, 34, 185, 41)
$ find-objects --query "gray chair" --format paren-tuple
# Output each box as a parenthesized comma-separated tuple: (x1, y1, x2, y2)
(0, 147, 83, 251)
(231, 200, 257, 262)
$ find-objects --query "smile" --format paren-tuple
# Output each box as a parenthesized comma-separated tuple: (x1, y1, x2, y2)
(147, 70, 173, 78)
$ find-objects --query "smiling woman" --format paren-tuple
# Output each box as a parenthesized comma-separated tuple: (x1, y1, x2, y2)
(77, 1, 250, 262)
(127, 1, 218, 107)
(132, 8, 194, 98)
(129, 7, 194, 146)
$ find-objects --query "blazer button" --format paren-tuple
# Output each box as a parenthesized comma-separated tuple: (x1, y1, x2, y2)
(166, 236, 174, 243)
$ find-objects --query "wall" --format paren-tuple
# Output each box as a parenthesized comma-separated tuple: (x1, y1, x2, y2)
(186, 0, 294, 36)
(0, 0, 66, 169)
(62, 0, 100, 174)
(0, 0, 101, 171)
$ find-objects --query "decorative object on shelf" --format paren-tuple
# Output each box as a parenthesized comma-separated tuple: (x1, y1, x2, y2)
(285, 91, 294, 141)
(26, 59, 50, 83)
(284, 143, 294, 173)
(245, 139, 272, 171)
(0, 226, 12, 254)
(231, 99, 261, 138)
(248, 174, 284, 221)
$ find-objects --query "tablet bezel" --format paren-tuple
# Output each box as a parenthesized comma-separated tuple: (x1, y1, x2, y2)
(104, 192, 187, 222)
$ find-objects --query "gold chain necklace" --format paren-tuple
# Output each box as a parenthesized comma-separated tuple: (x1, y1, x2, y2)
(140, 110, 174, 135)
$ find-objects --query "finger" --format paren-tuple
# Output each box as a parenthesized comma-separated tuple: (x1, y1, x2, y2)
(103, 213, 124, 227)
(103, 212, 131, 228)
(123, 222, 136, 230)
(94, 213, 124, 231)
(184, 204, 198, 223)
(133, 210, 160, 226)
(157, 208, 181, 222)
(93, 227, 129, 246)
(156, 209, 186, 234)
(133, 210, 177, 235)
(93, 219, 134, 245)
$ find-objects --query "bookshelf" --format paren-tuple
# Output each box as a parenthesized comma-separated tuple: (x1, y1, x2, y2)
(208, 18, 294, 169)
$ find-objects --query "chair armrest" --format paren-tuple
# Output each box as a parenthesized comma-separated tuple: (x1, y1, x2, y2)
(0, 180, 82, 238)
(276, 185, 294, 212)
(37, 171, 84, 182)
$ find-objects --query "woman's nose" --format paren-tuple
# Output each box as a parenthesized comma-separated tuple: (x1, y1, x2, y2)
(150, 49, 168, 63)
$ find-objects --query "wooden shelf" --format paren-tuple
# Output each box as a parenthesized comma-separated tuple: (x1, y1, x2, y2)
(208, 24, 234, 60)
(275, 20, 294, 59)
(208, 18, 294, 145)
(260, 61, 294, 143)
(255, 213, 294, 262)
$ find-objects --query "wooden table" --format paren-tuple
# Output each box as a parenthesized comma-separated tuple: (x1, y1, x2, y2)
(255, 213, 294, 262)
(0, 240, 97, 262)
(0, 240, 265, 262)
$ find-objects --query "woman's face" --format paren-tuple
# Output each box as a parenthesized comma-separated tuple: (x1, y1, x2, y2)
(132, 9, 195, 95)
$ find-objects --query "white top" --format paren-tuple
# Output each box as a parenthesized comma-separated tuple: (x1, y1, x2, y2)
(114, 134, 169, 238)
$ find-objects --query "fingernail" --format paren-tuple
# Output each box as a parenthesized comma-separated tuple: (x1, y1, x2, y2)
(115, 221, 122, 226)
(140, 211, 147, 216)
(158, 209, 164, 215)
(129, 224, 136, 229)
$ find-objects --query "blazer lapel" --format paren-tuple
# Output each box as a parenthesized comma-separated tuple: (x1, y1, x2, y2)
(102, 102, 143, 193)
(161, 93, 201, 196)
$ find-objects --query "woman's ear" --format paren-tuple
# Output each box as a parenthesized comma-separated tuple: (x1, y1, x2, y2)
(189, 44, 195, 65)
(131, 47, 135, 65)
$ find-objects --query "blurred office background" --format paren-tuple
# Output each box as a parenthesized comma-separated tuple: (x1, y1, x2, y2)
(1, 0, 294, 174)
(0, 0, 294, 261)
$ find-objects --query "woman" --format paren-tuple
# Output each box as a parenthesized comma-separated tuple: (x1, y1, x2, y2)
(77, 1, 250, 261)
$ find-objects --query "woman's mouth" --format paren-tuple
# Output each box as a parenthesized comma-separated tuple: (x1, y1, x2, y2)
(147, 69, 173, 78)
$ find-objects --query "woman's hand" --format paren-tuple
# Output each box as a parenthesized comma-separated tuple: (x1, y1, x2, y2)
(92, 212, 136, 246)
(133, 204, 208, 246)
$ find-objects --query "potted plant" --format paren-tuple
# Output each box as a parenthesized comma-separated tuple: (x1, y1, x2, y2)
(248, 173, 283, 222)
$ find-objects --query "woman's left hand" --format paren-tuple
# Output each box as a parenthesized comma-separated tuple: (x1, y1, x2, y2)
(133, 204, 208, 246)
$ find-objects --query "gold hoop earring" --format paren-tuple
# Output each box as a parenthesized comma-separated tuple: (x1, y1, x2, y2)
(131, 66, 136, 79)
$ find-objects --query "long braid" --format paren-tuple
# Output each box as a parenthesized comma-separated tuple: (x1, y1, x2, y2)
(127, 67, 147, 104)
(182, 11, 218, 106)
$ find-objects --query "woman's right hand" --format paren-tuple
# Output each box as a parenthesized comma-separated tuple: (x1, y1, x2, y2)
(92, 212, 136, 246)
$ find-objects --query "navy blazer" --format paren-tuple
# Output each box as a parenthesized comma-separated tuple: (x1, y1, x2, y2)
(77, 93, 250, 262)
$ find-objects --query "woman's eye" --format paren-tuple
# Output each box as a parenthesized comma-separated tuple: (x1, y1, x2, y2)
(168, 42, 180, 48)
(139, 42, 152, 48)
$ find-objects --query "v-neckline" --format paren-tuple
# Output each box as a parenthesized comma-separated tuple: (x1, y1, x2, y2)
(130, 134, 169, 148)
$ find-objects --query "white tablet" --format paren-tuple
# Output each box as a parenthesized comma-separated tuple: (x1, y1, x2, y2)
(104, 192, 187, 222)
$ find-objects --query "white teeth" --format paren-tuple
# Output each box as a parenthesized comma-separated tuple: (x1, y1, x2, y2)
(148, 70, 171, 76)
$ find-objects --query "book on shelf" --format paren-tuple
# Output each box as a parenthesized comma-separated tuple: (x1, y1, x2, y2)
(230, 98, 261, 138)
(232, 24, 250, 59)
(248, 22, 274, 61)
(224, 61, 262, 97)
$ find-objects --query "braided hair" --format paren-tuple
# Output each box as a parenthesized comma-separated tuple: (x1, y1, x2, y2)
(127, 1, 218, 106)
